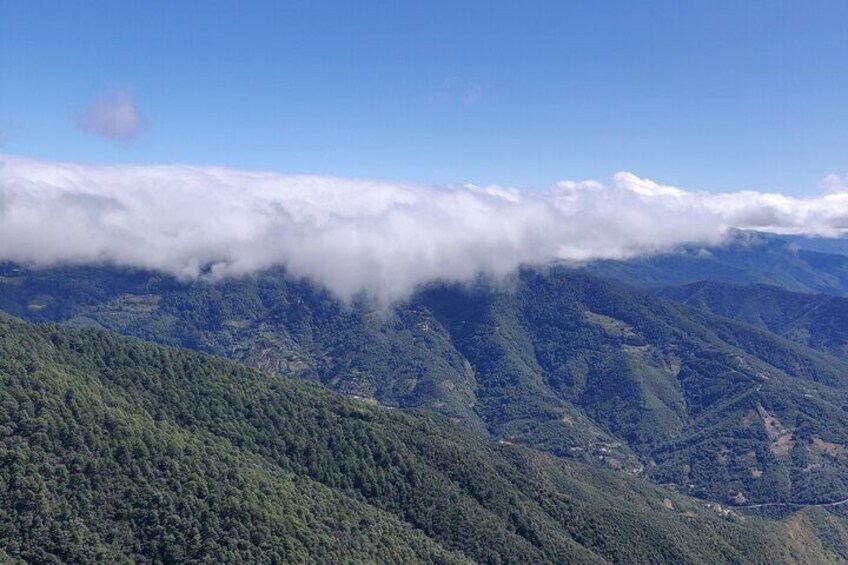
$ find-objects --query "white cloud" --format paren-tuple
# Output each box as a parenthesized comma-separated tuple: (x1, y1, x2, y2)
(75, 89, 144, 141)
(824, 173, 848, 193)
(1, 154, 847, 304)
(432, 78, 484, 105)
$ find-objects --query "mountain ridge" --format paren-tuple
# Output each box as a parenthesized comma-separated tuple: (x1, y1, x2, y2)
(580, 231, 848, 295)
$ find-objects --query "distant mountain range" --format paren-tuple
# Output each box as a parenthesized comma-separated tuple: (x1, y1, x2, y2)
(582, 231, 848, 295)
(781, 234, 848, 258)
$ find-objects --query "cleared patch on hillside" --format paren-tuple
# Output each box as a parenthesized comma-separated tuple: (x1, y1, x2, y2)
(757, 405, 795, 457)
(582, 310, 639, 340)
(810, 438, 848, 458)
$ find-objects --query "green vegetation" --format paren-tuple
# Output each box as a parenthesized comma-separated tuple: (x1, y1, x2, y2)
(6, 259, 848, 506)
(660, 280, 848, 361)
(4, 314, 848, 563)
(0, 316, 468, 564)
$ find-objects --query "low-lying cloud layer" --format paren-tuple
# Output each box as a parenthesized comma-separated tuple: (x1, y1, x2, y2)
(1, 155, 847, 303)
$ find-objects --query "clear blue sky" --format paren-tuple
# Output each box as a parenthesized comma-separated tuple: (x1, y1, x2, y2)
(2, 0, 846, 194)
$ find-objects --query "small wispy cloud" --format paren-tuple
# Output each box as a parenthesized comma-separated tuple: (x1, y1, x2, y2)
(824, 172, 848, 193)
(0, 120, 22, 147)
(75, 88, 145, 142)
(432, 77, 485, 106)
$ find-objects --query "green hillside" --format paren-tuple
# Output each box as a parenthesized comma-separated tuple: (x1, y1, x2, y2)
(4, 263, 848, 506)
(3, 314, 848, 563)
(660, 281, 848, 361)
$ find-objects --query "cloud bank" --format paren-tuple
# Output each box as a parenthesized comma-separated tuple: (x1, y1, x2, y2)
(1, 154, 847, 304)
(75, 89, 144, 141)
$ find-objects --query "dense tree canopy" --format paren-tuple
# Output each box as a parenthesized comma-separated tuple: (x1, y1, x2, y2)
(2, 315, 847, 563)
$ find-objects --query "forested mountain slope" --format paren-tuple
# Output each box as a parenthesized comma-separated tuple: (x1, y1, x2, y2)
(4, 315, 844, 563)
(659, 281, 848, 361)
(4, 263, 848, 505)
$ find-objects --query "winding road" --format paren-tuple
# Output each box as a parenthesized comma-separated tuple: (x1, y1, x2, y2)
(737, 496, 848, 510)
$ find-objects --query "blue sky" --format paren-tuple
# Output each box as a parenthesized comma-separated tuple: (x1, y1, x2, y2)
(2, 0, 847, 194)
